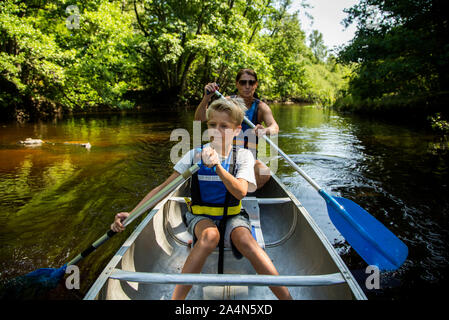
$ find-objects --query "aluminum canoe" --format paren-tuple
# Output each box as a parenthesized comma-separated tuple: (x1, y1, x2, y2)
(84, 174, 367, 300)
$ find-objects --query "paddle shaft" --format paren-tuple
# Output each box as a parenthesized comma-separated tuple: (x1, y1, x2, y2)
(213, 90, 402, 268)
(243, 118, 321, 191)
(246, 111, 399, 266)
(67, 164, 200, 266)
(245, 113, 399, 266)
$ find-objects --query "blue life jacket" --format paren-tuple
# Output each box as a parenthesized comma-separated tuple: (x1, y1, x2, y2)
(231, 96, 260, 158)
(188, 144, 241, 220)
(241, 98, 259, 132)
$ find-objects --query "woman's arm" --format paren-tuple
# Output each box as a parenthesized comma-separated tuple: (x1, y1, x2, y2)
(194, 96, 209, 122)
(255, 101, 279, 136)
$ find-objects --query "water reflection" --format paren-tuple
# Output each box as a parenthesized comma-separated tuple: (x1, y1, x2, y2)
(1, 106, 448, 300)
(0, 111, 195, 298)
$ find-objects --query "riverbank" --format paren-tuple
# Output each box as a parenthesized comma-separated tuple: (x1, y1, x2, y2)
(0, 90, 182, 124)
(332, 92, 449, 132)
(333, 91, 449, 118)
(0, 90, 313, 124)
(3, 89, 449, 139)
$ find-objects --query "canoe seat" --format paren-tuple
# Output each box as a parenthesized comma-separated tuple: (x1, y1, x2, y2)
(167, 196, 292, 249)
(242, 197, 265, 248)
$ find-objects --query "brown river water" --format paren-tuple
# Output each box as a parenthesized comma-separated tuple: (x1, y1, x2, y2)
(0, 104, 448, 300)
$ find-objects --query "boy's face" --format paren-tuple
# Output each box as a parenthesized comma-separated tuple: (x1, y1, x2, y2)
(207, 110, 241, 148)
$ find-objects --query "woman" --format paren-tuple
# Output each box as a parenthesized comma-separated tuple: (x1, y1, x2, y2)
(194, 69, 279, 189)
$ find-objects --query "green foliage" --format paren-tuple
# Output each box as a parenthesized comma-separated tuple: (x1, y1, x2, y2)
(0, 0, 350, 120)
(130, 0, 276, 101)
(258, 10, 308, 99)
(308, 30, 328, 63)
(0, 0, 138, 116)
(61, 1, 139, 109)
(302, 58, 352, 105)
(429, 113, 449, 133)
(0, 1, 69, 103)
(337, 0, 449, 114)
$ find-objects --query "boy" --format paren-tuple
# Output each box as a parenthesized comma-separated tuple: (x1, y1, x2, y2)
(111, 97, 292, 300)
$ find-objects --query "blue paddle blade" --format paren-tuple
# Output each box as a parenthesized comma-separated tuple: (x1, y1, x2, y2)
(0, 265, 67, 299)
(24, 264, 67, 288)
(324, 195, 408, 271)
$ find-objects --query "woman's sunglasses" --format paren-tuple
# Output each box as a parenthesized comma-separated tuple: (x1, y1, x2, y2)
(238, 79, 257, 86)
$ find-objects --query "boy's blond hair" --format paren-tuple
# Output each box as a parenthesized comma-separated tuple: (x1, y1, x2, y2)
(206, 97, 247, 126)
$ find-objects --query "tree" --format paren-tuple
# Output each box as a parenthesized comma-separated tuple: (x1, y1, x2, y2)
(0, 0, 70, 118)
(1, 0, 350, 120)
(259, 10, 309, 99)
(308, 30, 327, 62)
(0, 0, 138, 119)
(62, 1, 138, 109)
(338, 0, 449, 103)
(131, 0, 275, 103)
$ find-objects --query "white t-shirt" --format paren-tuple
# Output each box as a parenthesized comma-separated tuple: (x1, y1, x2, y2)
(173, 144, 257, 193)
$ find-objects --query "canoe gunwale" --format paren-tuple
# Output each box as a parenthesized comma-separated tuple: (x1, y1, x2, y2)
(83, 186, 180, 300)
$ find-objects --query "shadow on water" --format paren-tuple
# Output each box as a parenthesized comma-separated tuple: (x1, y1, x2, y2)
(0, 106, 448, 300)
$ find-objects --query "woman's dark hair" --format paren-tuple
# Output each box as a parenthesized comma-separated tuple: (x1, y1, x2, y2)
(235, 68, 259, 99)
(235, 68, 258, 82)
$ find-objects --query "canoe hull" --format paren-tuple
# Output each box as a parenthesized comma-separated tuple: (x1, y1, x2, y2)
(85, 174, 366, 300)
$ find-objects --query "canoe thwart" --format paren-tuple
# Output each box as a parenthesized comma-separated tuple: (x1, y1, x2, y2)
(109, 269, 346, 287)
(169, 196, 292, 205)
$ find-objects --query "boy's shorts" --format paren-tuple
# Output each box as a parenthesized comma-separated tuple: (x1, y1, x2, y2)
(185, 210, 251, 251)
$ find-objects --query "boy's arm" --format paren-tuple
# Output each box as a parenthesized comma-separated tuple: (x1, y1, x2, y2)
(131, 171, 180, 213)
(215, 164, 248, 200)
(201, 147, 249, 200)
(111, 171, 181, 232)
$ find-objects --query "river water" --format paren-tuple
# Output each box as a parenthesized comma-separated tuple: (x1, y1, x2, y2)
(0, 104, 448, 300)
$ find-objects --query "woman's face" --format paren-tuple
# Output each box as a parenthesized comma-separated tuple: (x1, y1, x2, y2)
(236, 73, 258, 99)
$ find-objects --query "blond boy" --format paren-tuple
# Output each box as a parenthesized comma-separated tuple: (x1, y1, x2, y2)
(111, 98, 292, 300)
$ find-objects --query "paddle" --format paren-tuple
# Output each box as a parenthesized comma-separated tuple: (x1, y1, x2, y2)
(0, 164, 200, 299)
(212, 90, 408, 271)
